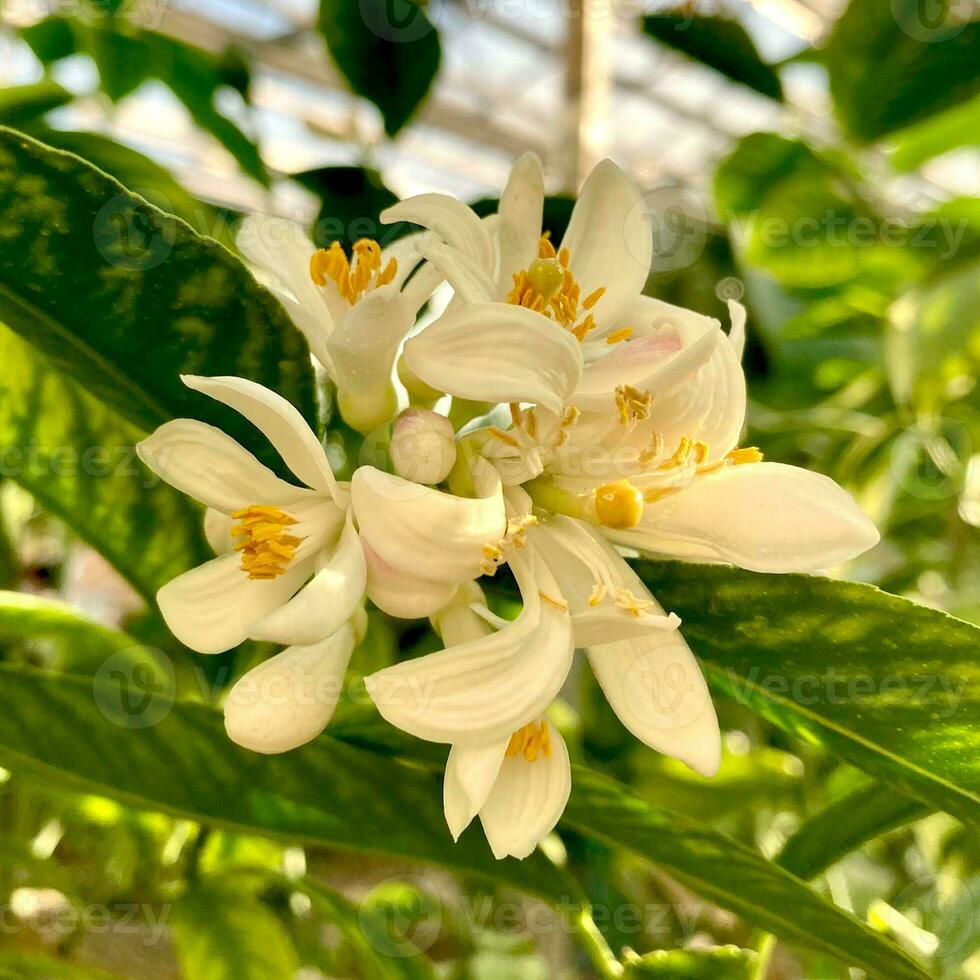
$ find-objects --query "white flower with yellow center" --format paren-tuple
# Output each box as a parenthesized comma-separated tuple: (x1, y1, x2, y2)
(137, 374, 367, 753)
(237, 216, 436, 434)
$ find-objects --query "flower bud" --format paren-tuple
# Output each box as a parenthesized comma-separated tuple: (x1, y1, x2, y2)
(390, 408, 457, 485)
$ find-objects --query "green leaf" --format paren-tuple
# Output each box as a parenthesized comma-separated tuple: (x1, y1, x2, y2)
(172, 882, 299, 980)
(890, 93, 980, 171)
(0, 81, 72, 128)
(886, 262, 980, 410)
(0, 952, 122, 979)
(0, 127, 317, 459)
(643, 12, 783, 100)
(33, 129, 233, 245)
(565, 768, 929, 980)
(777, 782, 930, 880)
(0, 325, 210, 603)
(0, 662, 573, 901)
(823, 0, 980, 142)
(292, 165, 400, 249)
(19, 17, 78, 63)
(715, 133, 917, 288)
(634, 561, 980, 828)
(319, 0, 441, 137)
(623, 945, 757, 979)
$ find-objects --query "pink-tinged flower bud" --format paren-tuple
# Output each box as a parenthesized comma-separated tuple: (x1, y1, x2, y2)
(390, 408, 457, 485)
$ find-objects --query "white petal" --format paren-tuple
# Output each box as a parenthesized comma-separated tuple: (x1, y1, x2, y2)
(381, 194, 495, 274)
(157, 551, 312, 654)
(531, 518, 680, 645)
(247, 512, 366, 645)
(561, 160, 650, 330)
(496, 152, 545, 298)
(364, 554, 574, 745)
(137, 419, 312, 513)
(363, 541, 460, 619)
(204, 509, 234, 553)
(403, 303, 583, 416)
(480, 723, 571, 860)
(613, 462, 880, 572)
(236, 214, 334, 362)
(224, 624, 355, 754)
(181, 375, 340, 501)
(421, 241, 497, 302)
(728, 299, 746, 361)
(580, 553, 720, 775)
(352, 465, 505, 585)
(326, 285, 414, 395)
(443, 738, 508, 840)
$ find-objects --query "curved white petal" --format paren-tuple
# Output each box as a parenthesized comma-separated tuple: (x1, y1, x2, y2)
(496, 152, 545, 298)
(157, 551, 312, 654)
(612, 462, 880, 572)
(531, 518, 680, 645)
(561, 160, 650, 331)
(204, 509, 234, 554)
(137, 419, 312, 514)
(181, 375, 340, 501)
(363, 540, 460, 619)
(479, 723, 571, 860)
(237, 214, 334, 362)
(403, 303, 583, 416)
(248, 512, 366, 645)
(364, 554, 574, 745)
(422, 241, 497, 303)
(381, 194, 495, 274)
(443, 738, 508, 840)
(224, 624, 356, 754)
(325, 285, 414, 396)
(352, 465, 505, 584)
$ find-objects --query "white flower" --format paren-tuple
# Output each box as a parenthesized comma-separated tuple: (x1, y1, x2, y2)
(137, 375, 367, 736)
(237, 216, 436, 434)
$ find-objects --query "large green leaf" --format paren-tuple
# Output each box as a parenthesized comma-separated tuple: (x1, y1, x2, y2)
(0, 326, 209, 603)
(0, 128, 316, 458)
(635, 562, 980, 827)
(0, 662, 573, 900)
(0, 663, 931, 979)
(564, 769, 929, 980)
(777, 782, 929, 880)
(643, 12, 782, 100)
(319, 0, 441, 137)
(890, 93, 980, 171)
(172, 882, 299, 980)
(823, 0, 980, 142)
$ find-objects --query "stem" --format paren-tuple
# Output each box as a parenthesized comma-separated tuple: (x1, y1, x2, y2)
(752, 933, 776, 980)
(573, 906, 623, 979)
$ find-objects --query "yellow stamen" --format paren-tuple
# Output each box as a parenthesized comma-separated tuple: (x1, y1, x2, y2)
(594, 480, 644, 530)
(643, 486, 681, 503)
(506, 720, 552, 762)
(614, 588, 655, 618)
(309, 238, 396, 305)
(606, 327, 633, 344)
(539, 591, 569, 611)
(488, 426, 520, 447)
(727, 446, 764, 465)
(588, 583, 607, 606)
(231, 505, 303, 580)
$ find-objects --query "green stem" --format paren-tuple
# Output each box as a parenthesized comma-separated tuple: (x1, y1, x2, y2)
(752, 933, 776, 980)
(573, 906, 623, 979)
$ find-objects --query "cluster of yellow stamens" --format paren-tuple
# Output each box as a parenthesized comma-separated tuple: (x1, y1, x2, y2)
(506, 236, 607, 342)
(615, 385, 653, 426)
(231, 505, 303, 580)
(506, 720, 552, 762)
(642, 443, 764, 503)
(309, 239, 397, 304)
(481, 514, 539, 576)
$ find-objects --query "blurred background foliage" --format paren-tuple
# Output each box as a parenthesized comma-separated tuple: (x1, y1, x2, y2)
(0, 0, 977, 976)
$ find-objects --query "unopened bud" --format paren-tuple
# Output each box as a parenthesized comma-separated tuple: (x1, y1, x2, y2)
(391, 408, 457, 485)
